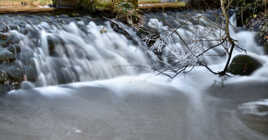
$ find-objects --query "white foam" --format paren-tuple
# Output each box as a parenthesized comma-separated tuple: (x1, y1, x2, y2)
(239, 99, 268, 116)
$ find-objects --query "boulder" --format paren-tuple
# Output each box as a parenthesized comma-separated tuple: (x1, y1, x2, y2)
(20, 81, 35, 90)
(0, 48, 16, 62)
(0, 62, 24, 82)
(0, 59, 38, 94)
(228, 55, 262, 75)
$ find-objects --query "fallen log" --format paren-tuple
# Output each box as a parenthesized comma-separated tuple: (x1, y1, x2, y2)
(138, 2, 186, 9)
(0, 7, 55, 13)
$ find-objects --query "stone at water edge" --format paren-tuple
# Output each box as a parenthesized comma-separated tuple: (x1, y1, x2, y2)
(228, 55, 262, 76)
(0, 60, 38, 94)
(20, 81, 35, 90)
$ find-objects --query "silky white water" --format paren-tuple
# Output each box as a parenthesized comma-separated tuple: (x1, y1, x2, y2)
(0, 12, 267, 140)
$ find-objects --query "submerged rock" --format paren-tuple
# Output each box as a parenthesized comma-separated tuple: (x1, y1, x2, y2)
(228, 55, 262, 76)
(238, 100, 268, 135)
(24, 65, 38, 82)
(20, 81, 35, 90)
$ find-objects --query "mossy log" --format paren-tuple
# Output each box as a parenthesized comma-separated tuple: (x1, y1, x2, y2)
(138, 0, 161, 4)
(78, 0, 186, 11)
(138, 2, 186, 9)
(0, 7, 55, 13)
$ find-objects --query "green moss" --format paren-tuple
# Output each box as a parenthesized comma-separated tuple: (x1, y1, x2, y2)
(138, 0, 160, 3)
(228, 55, 262, 76)
(78, 0, 113, 11)
(94, 0, 113, 11)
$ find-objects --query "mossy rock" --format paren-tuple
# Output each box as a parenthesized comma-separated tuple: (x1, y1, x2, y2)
(228, 55, 262, 75)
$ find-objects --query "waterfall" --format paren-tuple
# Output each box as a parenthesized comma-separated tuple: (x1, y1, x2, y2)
(0, 15, 150, 87)
(0, 12, 267, 140)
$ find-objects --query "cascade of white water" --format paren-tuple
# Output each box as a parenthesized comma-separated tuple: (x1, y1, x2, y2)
(5, 19, 150, 86)
(1, 12, 267, 140)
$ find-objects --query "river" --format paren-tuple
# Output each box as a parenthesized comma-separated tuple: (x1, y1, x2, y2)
(0, 11, 267, 140)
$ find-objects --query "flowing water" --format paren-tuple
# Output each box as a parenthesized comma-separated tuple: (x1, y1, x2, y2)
(0, 12, 267, 140)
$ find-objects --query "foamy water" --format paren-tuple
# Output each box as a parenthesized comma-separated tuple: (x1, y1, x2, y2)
(1, 12, 268, 140)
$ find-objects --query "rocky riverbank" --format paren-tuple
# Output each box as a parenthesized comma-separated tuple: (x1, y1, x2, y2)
(0, 14, 95, 94)
(0, 32, 37, 94)
(0, 13, 148, 94)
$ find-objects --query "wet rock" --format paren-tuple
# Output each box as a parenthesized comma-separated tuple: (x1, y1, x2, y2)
(228, 55, 262, 76)
(47, 36, 62, 57)
(137, 26, 160, 47)
(0, 71, 8, 83)
(0, 59, 38, 93)
(0, 48, 16, 62)
(7, 45, 21, 54)
(18, 49, 34, 64)
(24, 63, 38, 82)
(17, 56, 38, 82)
(110, 22, 138, 45)
(20, 81, 35, 90)
(0, 25, 8, 33)
(4, 62, 24, 82)
(0, 34, 7, 40)
(8, 25, 19, 31)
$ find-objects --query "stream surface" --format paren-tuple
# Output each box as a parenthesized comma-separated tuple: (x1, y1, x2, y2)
(0, 12, 267, 140)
